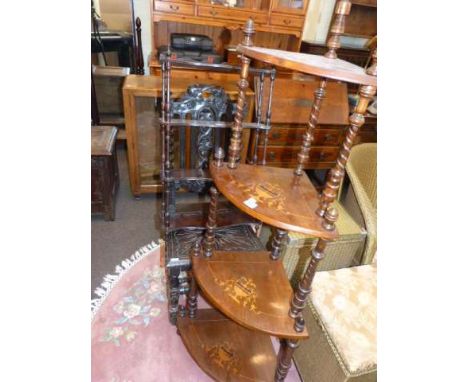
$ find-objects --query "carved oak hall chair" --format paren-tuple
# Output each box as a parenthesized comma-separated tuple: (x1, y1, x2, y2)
(159, 55, 277, 324)
(176, 5, 377, 381)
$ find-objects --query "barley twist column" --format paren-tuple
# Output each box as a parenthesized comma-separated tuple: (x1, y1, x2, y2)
(294, 79, 328, 176)
(203, 186, 219, 257)
(275, 207, 338, 382)
(227, 19, 255, 169)
(316, 51, 377, 217)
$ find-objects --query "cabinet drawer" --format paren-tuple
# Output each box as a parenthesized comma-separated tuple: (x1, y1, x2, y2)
(260, 126, 343, 146)
(198, 6, 268, 24)
(257, 146, 340, 165)
(154, 1, 194, 15)
(270, 14, 303, 29)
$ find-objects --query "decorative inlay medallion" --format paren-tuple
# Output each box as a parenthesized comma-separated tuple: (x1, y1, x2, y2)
(233, 179, 286, 212)
(214, 276, 260, 313)
(204, 342, 240, 375)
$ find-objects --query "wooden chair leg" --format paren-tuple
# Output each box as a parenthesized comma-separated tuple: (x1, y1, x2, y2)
(203, 186, 219, 257)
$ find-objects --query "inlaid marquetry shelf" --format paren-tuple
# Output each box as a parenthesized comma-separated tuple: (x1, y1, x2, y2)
(237, 46, 377, 86)
(193, 251, 309, 339)
(178, 309, 278, 382)
(209, 162, 338, 239)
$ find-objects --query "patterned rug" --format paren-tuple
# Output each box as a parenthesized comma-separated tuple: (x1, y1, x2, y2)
(91, 241, 302, 381)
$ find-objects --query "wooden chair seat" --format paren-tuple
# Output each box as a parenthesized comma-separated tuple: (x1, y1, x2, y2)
(210, 162, 337, 240)
(193, 250, 309, 339)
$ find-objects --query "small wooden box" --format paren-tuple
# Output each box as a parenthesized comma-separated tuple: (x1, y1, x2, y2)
(91, 126, 119, 221)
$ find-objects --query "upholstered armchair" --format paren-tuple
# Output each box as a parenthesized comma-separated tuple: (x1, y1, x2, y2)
(294, 263, 377, 381)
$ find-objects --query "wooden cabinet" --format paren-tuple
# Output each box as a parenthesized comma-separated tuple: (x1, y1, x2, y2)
(250, 74, 376, 169)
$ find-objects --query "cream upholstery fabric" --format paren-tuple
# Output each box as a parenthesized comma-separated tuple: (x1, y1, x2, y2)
(311, 264, 377, 375)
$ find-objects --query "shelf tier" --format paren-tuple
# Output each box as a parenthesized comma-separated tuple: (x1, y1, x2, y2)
(177, 308, 278, 382)
(237, 46, 376, 86)
(168, 200, 258, 232)
(193, 250, 309, 340)
(209, 162, 337, 239)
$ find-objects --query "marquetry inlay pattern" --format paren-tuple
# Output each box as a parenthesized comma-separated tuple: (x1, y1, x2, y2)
(214, 276, 260, 314)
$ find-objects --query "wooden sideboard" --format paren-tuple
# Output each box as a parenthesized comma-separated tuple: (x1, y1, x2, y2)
(123, 74, 255, 196)
(151, 0, 311, 57)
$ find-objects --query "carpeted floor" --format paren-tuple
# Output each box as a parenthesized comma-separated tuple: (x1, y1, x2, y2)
(92, 142, 160, 294)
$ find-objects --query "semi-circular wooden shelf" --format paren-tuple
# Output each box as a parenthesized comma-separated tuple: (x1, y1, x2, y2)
(237, 46, 377, 86)
(177, 309, 277, 381)
(193, 251, 309, 340)
(209, 162, 338, 239)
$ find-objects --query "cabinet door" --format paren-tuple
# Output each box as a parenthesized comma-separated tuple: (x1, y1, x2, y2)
(271, 0, 308, 15)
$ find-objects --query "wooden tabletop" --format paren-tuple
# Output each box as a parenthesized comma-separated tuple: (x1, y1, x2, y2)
(210, 162, 338, 239)
(238, 46, 377, 86)
(91, 126, 118, 156)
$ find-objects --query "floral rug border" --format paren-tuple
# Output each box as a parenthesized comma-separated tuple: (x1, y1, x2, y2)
(91, 239, 163, 320)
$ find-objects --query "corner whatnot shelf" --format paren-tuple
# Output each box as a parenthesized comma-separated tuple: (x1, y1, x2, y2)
(175, 1, 377, 380)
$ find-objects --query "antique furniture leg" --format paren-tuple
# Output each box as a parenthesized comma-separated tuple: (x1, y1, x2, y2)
(203, 186, 219, 257)
(270, 229, 287, 260)
(275, 207, 338, 381)
(187, 242, 201, 319)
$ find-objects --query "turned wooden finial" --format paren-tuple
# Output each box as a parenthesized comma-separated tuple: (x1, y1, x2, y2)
(192, 241, 201, 257)
(325, 0, 352, 59)
(322, 207, 338, 231)
(366, 48, 377, 76)
(242, 18, 256, 47)
(214, 147, 225, 168)
(135, 17, 144, 75)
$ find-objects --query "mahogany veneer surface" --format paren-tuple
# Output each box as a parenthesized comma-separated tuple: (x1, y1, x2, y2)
(193, 251, 309, 339)
(209, 162, 338, 239)
(177, 309, 277, 382)
(237, 46, 377, 86)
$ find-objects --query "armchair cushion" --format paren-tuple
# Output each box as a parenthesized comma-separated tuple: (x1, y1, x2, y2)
(310, 264, 377, 375)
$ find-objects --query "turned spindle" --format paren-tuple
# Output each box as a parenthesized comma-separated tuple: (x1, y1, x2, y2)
(325, 0, 352, 59)
(270, 229, 287, 260)
(227, 20, 255, 169)
(203, 186, 219, 257)
(187, 242, 201, 319)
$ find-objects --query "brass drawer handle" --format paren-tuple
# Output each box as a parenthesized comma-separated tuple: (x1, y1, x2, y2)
(170, 4, 180, 10)
(268, 152, 276, 160)
(283, 19, 292, 25)
(271, 132, 281, 140)
(318, 152, 327, 161)
(210, 9, 217, 16)
(323, 134, 334, 143)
